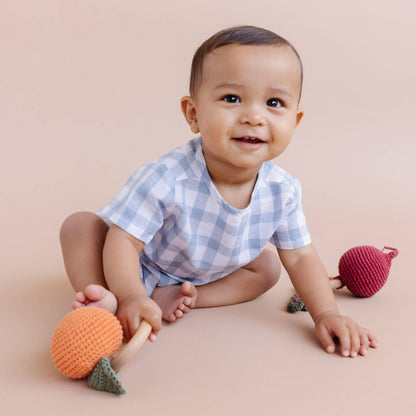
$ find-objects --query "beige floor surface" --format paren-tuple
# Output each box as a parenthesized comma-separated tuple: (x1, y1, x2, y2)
(1, 1, 415, 415)
(1, 233, 413, 415)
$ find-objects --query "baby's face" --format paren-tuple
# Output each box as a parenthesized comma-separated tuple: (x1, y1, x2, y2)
(182, 44, 303, 178)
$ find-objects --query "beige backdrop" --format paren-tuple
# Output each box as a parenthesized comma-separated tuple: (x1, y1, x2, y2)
(1, 1, 414, 415)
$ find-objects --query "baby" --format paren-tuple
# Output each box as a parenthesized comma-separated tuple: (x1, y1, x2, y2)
(60, 25, 377, 358)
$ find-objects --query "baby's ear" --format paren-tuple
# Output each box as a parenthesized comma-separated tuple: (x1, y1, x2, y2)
(296, 111, 304, 126)
(180, 96, 200, 134)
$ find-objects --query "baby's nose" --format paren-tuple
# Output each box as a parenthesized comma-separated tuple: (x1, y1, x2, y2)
(239, 106, 266, 126)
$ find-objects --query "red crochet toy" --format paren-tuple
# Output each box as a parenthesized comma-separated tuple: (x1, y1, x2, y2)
(287, 245, 399, 313)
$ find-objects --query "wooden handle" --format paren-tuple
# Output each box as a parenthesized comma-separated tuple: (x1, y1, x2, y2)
(329, 276, 344, 290)
(111, 321, 152, 372)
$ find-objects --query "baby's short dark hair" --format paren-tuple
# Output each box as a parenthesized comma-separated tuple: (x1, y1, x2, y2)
(189, 25, 303, 98)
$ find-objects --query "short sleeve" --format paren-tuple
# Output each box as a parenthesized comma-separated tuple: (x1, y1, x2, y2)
(269, 178, 311, 250)
(96, 163, 172, 244)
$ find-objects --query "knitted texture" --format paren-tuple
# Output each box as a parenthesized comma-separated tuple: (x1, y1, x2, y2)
(51, 307, 123, 379)
(286, 245, 399, 313)
(88, 357, 126, 394)
(336, 246, 399, 297)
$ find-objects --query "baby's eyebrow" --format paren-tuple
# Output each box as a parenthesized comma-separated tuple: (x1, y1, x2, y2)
(213, 82, 243, 91)
(268, 87, 293, 98)
(213, 83, 293, 98)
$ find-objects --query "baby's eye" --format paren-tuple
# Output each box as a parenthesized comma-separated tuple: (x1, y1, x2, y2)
(267, 98, 282, 108)
(222, 94, 240, 104)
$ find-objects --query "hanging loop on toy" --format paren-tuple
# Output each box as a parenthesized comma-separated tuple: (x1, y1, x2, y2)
(382, 246, 399, 260)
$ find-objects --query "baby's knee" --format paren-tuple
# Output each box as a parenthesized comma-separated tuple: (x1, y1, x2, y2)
(60, 211, 108, 245)
(263, 250, 281, 285)
(253, 249, 281, 290)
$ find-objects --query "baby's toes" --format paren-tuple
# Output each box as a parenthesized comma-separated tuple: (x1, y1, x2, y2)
(180, 282, 197, 306)
(167, 312, 178, 322)
(182, 305, 191, 314)
(72, 299, 84, 309)
(178, 303, 190, 314)
(72, 292, 87, 309)
(183, 297, 192, 307)
(84, 284, 106, 301)
(174, 309, 184, 319)
(74, 291, 87, 303)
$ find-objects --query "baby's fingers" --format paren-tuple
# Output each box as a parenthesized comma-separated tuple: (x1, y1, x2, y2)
(358, 331, 370, 356)
(315, 325, 336, 354)
(347, 326, 377, 357)
(356, 328, 378, 356)
(337, 327, 353, 357)
(364, 328, 378, 350)
(141, 307, 162, 334)
(345, 330, 360, 358)
(315, 315, 377, 358)
(117, 313, 138, 342)
(317, 322, 353, 357)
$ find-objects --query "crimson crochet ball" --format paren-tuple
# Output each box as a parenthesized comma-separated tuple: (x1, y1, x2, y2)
(336, 246, 398, 297)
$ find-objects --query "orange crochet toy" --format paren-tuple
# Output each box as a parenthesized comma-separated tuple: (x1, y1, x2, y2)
(51, 306, 152, 394)
(50, 307, 123, 379)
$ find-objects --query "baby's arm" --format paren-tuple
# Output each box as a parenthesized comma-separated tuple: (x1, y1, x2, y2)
(278, 244, 377, 357)
(103, 224, 162, 341)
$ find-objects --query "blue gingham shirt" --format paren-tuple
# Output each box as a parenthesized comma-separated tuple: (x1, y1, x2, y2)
(97, 137, 311, 289)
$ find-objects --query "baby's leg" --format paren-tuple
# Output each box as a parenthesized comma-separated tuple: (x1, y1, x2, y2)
(195, 246, 281, 308)
(152, 247, 280, 322)
(59, 211, 117, 314)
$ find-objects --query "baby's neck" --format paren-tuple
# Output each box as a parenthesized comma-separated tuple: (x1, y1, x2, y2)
(202, 149, 263, 209)
(210, 172, 259, 210)
(215, 179, 257, 209)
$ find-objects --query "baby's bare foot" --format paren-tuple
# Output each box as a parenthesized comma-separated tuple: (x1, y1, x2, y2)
(72, 284, 118, 315)
(152, 281, 198, 322)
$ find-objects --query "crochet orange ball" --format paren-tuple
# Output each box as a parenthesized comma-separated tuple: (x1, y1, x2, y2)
(51, 307, 123, 379)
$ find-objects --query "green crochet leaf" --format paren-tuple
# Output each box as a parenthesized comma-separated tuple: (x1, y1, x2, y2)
(88, 357, 126, 395)
(287, 293, 307, 313)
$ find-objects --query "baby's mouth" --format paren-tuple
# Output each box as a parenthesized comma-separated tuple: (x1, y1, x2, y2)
(233, 137, 265, 144)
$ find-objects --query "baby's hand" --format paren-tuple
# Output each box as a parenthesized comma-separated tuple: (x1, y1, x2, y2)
(314, 312, 377, 358)
(116, 294, 162, 343)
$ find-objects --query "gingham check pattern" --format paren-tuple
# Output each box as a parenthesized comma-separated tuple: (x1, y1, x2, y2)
(97, 137, 311, 294)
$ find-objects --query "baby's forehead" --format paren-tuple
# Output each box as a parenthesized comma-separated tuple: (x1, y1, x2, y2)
(201, 44, 302, 92)
(206, 44, 300, 74)
(210, 42, 296, 58)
